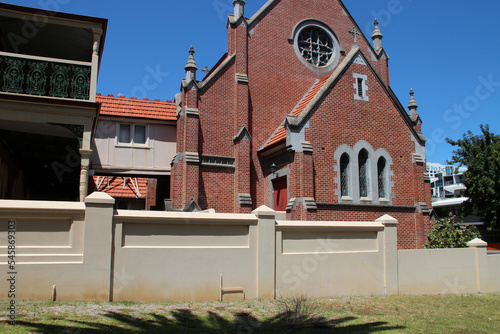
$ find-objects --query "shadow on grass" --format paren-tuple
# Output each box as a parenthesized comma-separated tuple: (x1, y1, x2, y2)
(16, 309, 404, 333)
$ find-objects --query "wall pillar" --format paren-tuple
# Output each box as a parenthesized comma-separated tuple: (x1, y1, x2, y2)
(83, 192, 115, 301)
(467, 238, 488, 293)
(253, 205, 276, 299)
(376, 214, 398, 295)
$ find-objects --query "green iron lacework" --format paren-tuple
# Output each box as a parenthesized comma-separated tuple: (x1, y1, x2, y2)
(70, 66, 90, 99)
(50, 63, 70, 98)
(0, 55, 91, 100)
(3, 58, 25, 94)
(26, 61, 48, 95)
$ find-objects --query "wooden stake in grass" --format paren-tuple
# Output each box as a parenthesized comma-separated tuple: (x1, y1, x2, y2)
(52, 285, 57, 301)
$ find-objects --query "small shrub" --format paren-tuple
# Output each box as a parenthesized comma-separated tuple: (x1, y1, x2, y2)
(424, 215, 481, 249)
(277, 295, 318, 328)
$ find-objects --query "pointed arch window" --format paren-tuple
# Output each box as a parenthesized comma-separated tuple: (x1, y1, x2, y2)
(377, 157, 387, 199)
(340, 153, 350, 197)
(334, 143, 392, 204)
(358, 149, 369, 198)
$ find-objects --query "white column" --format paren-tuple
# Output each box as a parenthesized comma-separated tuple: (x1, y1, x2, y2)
(79, 148, 92, 202)
(90, 28, 102, 102)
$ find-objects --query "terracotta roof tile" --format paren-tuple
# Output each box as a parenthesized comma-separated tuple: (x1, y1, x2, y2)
(89, 176, 148, 199)
(96, 94, 176, 121)
(263, 74, 331, 149)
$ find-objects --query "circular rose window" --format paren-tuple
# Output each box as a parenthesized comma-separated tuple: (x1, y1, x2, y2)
(298, 27, 334, 67)
(293, 21, 340, 72)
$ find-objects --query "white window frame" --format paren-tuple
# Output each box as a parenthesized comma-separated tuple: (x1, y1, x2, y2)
(353, 73, 368, 101)
(116, 123, 150, 148)
(334, 142, 393, 205)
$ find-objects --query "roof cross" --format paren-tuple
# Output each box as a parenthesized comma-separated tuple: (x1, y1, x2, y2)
(349, 27, 361, 43)
(188, 46, 195, 56)
(202, 66, 210, 75)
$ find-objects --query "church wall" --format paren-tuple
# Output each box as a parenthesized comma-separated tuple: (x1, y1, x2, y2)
(199, 166, 235, 212)
(308, 63, 419, 206)
(247, 0, 380, 150)
(198, 62, 238, 157)
(172, 0, 431, 247)
(301, 63, 428, 248)
(246, 0, 389, 212)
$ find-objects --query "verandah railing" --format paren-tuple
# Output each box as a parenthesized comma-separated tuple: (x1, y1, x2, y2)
(0, 51, 92, 100)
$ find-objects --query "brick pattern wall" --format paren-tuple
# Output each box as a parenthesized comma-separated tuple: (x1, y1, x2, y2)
(171, 0, 432, 248)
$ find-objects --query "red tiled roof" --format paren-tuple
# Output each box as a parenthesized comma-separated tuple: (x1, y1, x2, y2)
(89, 176, 148, 199)
(96, 94, 176, 121)
(264, 74, 331, 149)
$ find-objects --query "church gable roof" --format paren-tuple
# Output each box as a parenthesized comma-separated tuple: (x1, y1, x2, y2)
(261, 72, 332, 150)
(260, 48, 424, 151)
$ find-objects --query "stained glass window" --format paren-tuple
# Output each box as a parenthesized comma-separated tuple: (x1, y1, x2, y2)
(359, 149, 369, 198)
(298, 27, 334, 67)
(378, 157, 386, 199)
(340, 153, 350, 197)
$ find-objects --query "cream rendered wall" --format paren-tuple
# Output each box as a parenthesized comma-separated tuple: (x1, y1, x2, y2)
(112, 210, 259, 301)
(485, 254, 500, 293)
(399, 248, 479, 295)
(0, 199, 87, 300)
(275, 216, 398, 298)
(398, 239, 500, 295)
(1, 195, 499, 302)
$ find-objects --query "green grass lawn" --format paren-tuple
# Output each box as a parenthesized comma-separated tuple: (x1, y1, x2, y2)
(0, 294, 499, 333)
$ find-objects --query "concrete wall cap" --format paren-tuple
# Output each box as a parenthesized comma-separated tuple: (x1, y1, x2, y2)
(467, 238, 488, 248)
(85, 191, 115, 204)
(114, 209, 257, 224)
(375, 214, 398, 225)
(276, 220, 384, 231)
(0, 199, 85, 212)
(252, 205, 275, 217)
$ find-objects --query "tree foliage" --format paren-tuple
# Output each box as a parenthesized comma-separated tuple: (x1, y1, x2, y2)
(446, 124, 500, 230)
(424, 215, 481, 249)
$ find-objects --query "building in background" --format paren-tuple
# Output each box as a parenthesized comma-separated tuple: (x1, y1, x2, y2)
(427, 162, 477, 222)
(90, 94, 176, 210)
(0, 3, 107, 202)
(427, 162, 500, 250)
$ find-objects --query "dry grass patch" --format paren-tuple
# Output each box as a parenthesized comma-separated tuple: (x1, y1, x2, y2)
(0, 294, 498, 333)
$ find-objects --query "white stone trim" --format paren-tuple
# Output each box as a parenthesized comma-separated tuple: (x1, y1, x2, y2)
(353, 73, 369, 101)
(292, 20, 341, 73)
(334, 141, 393, 205)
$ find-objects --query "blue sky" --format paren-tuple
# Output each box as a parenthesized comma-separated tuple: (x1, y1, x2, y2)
(4, 0, 500, 164)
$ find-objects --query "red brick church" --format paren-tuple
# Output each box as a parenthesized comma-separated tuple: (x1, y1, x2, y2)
(171, 0, 432, 249)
